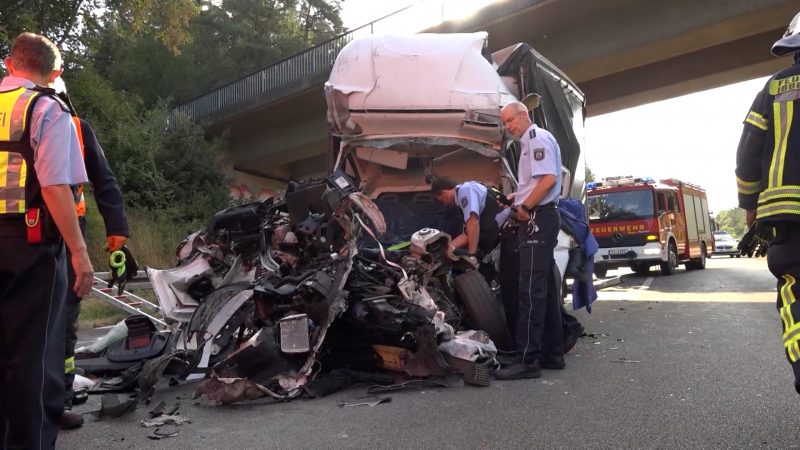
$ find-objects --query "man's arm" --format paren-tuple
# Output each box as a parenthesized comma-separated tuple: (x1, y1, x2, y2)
(464, 214, 480, 254)
(42, 185, 94, 297)
(518, 174, 556, 220)
(80, 120, 129, 238)
(736, 87, 769, 226)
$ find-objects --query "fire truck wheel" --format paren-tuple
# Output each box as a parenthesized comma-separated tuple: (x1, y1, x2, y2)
(660, 242, 678, 276)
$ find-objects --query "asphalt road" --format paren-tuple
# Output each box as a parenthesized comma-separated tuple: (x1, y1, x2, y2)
(61, 256, 798, 450)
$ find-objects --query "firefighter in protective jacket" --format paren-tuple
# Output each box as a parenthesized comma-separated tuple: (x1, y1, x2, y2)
(735, 10, 800, 394)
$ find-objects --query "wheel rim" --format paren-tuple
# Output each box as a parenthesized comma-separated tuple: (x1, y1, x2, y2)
(670, 246, 677, 269)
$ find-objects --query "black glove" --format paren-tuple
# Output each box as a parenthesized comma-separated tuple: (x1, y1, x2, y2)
(108, 246, 139, 295)
(738, 222, 774, 258)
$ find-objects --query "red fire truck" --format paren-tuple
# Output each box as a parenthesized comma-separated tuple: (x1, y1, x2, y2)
(587, 176, 714, 277)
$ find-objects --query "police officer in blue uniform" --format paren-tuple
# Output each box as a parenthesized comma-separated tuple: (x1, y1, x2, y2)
(495, 100, 564, 380)
(0, 32, 94, 449)
(430, 177, 508, 260)
(735, 11, 800, 395)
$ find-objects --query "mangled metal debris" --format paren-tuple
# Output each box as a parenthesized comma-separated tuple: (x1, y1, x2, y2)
(76, 171, 508, 405)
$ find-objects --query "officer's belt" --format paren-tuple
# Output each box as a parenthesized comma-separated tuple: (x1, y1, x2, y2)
(532, 202, 557, 211)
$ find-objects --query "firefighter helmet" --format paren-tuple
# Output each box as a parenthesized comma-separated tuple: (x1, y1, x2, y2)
(772, 11, 800, 56)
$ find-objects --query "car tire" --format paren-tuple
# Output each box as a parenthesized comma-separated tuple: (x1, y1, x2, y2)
(453, 270, 514, 351)
(594, 266, 608, 278)
(729, 254, 734, 258)
(660, 242, 678, 276)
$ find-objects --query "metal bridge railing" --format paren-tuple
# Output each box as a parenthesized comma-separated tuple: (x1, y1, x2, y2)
(169, 0, 473, 124)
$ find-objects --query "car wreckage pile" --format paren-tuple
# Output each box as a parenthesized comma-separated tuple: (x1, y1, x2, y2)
(77, 173, 510, 405)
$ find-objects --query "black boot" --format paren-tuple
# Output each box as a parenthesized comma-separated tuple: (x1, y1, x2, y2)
(540, 355, 565, 370)
(494, 360, 541, 380)
(59, 410, 84, 430)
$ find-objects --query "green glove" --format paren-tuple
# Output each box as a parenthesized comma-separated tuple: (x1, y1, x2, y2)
(107, 246, 139, 295)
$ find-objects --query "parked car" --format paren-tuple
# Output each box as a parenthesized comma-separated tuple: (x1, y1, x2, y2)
(713, 230, 740, 257)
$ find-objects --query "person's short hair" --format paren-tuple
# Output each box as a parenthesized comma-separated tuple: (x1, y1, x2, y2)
(8, 32, 62, 76)
(430, 176, 457, 194)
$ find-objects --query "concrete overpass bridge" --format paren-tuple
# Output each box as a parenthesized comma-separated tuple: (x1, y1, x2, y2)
(170, 0, 800, 193)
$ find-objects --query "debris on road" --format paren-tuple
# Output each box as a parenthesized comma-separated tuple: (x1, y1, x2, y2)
(338, 397, 392, 407)
(141, 414, 190, 427)
(147, 428, 180, 440)
(611, 357, 642, 364)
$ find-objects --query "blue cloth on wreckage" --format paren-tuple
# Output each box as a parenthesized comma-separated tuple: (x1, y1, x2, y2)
(558, 198, 598, 312)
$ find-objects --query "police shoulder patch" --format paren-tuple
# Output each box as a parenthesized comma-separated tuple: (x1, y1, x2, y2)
(529, 128, 536, 139)
(533, 148, 545, 161)
(460, 197, 468, 208)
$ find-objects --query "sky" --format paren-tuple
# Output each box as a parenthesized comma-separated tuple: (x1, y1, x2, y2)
(339, 0, 773, 215)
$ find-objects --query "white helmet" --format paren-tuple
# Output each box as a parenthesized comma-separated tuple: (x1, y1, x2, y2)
(772, 11, 800, 56)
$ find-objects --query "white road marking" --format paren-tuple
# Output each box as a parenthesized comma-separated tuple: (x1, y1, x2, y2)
(639, 277, 654, 290)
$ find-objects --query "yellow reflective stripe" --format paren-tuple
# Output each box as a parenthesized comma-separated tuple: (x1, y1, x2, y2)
(781, 275, 800, 363)
(0, 88, 24, 141)
(0, 151, 6, 188)
(757, 185, 800, 203)
(65, 356, 75, 374)
(0, 152, 27, 214)
(736, 176, 761, 194)
(16, 156, 25, 212)
(10, 90, 37, 141)
(769, 100, 792, 188)
(745, 111, 768, 130)
(757, 201, 800, 219)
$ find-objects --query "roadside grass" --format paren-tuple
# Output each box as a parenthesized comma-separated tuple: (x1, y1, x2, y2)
(78, 298, 128, 329)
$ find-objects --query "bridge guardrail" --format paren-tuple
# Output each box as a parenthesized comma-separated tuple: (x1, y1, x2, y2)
(169, 0, 468, 124)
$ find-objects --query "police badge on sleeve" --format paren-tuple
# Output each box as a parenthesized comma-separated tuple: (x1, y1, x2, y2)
(461, 197, 468, 208)
(534, 148, 545, 161)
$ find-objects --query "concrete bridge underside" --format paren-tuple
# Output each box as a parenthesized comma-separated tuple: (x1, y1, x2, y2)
(213, 0, 799, 190)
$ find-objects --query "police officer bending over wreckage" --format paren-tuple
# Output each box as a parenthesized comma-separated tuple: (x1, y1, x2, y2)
(494, 100, 565, 380)
(736, 10, 800, 396)
(430, 176, 509, 266)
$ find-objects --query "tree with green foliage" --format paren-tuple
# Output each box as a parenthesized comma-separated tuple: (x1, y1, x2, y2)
(586, 165, 596, 182)
(1, 0, 344, 265)
(716, 208, 747, 239)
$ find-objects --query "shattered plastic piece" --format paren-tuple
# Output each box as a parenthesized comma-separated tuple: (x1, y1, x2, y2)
(338, 397, 392, 407)
(611, 357, 642, 363)
(75, 319, 128, 354)
(73, 374, 96, 390)
(148, 401, 166, 418)
(96, 393, 137, 419)
(147, 428, 180, 440)
(438, 330, 497, 362)
(141, 414, 191, 427)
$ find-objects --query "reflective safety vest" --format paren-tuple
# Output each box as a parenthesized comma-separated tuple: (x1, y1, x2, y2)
(69, 112, 86, 217)
(737, 62, 800, 223)
(0, 87, 45, 216)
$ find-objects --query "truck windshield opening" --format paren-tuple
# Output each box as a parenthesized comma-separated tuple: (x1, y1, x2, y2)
(588, 190, 654, 221)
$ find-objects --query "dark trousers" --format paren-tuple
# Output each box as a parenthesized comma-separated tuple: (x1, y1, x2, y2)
(501, 221, 583, 353)
(767, 224, 800, 392)
(514, 207, 564, 364)
(64, 217, 87, 408)
(0, 226, 66, 450)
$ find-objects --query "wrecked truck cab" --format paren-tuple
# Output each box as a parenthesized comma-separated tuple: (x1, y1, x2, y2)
(325, 32, 586, 201)
(324, 32, 586, 304)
